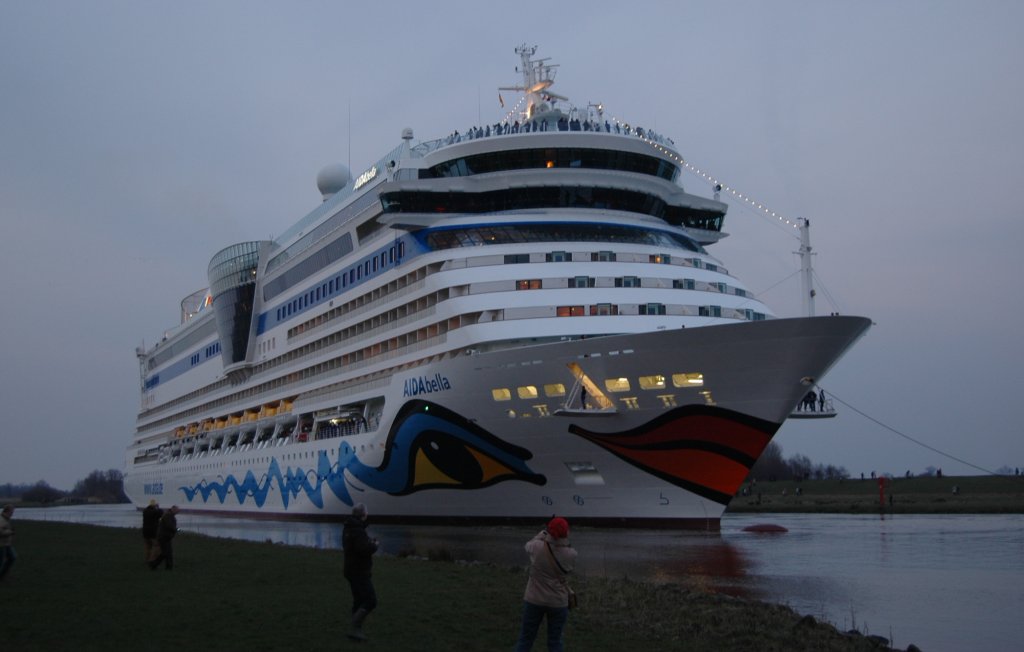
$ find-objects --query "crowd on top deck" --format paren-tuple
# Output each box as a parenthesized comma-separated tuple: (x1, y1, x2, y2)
(440, 115, 675, 148)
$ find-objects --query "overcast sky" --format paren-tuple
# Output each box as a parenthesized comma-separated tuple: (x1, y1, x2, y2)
(2, 1, 1022, 489)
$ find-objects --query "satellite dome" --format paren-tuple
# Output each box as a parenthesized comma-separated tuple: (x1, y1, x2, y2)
(316, 163, 351, 201)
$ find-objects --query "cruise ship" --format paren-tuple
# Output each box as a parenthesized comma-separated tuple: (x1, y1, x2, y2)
(123, 45, 870, 528)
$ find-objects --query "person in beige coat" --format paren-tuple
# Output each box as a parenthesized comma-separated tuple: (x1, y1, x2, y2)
(514, 516, 578, 651)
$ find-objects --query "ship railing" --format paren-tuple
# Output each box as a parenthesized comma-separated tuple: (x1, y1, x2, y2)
(409, 119, 676, 158)
(285, 332, 446, 402)
(790, 397, 837, 419)
(291, 298, 435, 348)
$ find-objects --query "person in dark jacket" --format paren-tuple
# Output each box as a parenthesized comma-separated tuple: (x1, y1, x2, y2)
(343, 503, 379, 642)
(141, 500, 163, 563)
(0, 504, 16, 581)
(149, 505, 179, 570)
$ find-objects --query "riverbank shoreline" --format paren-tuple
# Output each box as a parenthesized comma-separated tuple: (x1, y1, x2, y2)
(726, 474, 1024, 514)
(0, 520, 914, 651)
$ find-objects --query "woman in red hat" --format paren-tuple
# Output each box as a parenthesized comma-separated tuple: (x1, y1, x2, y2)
(514, 516, 578, 651)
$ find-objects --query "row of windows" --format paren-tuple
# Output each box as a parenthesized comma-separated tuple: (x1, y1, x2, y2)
(272, 242, 406, 324)
(552, 304, 667, 316)
(543, 304, 763, 319)
(506, 250, 721, 271)
(516, 275, 747, 297)
(421, 223, 703, 254)
(382, 186, 721, 233)
(421, 147, 680, 182)
(491, 372, 705, 402)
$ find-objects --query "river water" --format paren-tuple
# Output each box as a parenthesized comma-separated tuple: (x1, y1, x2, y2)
(17, 506, 1023, 651)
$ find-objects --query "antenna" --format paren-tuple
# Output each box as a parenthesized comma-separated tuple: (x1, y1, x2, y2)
(797, 218, 816, 317)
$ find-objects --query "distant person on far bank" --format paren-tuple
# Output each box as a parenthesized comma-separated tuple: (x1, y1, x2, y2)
(343, 503, 378, 642)
(149, 505, 179, 570)
(514, 516, 578, 652)
(0, 505, 15, 581)
(142, 500, 163, 564)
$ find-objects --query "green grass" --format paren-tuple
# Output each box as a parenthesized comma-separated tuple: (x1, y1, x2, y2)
(727, 474, 1024, 514)
(0, 521, 900, 651)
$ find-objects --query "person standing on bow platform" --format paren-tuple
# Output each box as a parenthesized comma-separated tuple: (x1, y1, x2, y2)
(343, 503, 379, 642)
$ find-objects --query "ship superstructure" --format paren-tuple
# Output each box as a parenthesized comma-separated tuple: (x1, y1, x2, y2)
(124, 45, 869, 528)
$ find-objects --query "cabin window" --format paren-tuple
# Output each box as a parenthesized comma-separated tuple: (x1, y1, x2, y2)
(674, 278, 696, 290)
(638, 375, 666, 390)
(491, 388, 512, 401)
(544, 383, 566, 397)
(517, 279, 542, 290)
(672, 373, 704, 387)
(517, 386, 539, 399)
(604, 377, 631, 393)
(699, 305, 724, 316)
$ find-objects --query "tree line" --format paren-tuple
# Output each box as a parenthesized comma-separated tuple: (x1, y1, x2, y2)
(0, 469, 129, 504)
(747, 441, 849, 482)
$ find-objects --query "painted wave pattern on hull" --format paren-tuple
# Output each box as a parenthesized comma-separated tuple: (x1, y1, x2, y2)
(178, 399, 546, 509)
(568, 404, 779, 505)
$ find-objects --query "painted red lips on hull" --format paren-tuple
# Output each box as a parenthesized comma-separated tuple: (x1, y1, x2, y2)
(568, 404, 780, 505)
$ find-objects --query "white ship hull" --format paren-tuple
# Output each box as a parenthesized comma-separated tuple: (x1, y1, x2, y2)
(124, 316, 868, 529)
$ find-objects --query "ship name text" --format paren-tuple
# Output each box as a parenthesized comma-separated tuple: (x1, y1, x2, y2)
(354, 165, 378, 190)
(403, 373, 452, 397)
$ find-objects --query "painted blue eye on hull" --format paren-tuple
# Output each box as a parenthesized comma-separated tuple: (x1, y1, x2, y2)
(348, 400, 545, 495)
(177, 400, 545, 510)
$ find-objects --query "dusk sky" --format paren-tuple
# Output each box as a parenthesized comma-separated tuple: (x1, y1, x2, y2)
(2, 1, 1021, 489)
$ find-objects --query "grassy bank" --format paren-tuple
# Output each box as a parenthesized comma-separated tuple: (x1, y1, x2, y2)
(727, 474, 1024, 514)
(0, 521, 904, 652)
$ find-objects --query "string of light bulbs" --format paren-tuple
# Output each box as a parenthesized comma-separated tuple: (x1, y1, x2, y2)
(496, 96, 799, 234)
(609, 116, 800, 233)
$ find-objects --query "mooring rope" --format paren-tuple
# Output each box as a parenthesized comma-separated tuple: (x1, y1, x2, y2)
(822, 388, 999, 476)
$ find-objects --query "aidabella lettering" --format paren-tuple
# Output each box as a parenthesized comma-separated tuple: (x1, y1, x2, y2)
(402, 374, 452, 397)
